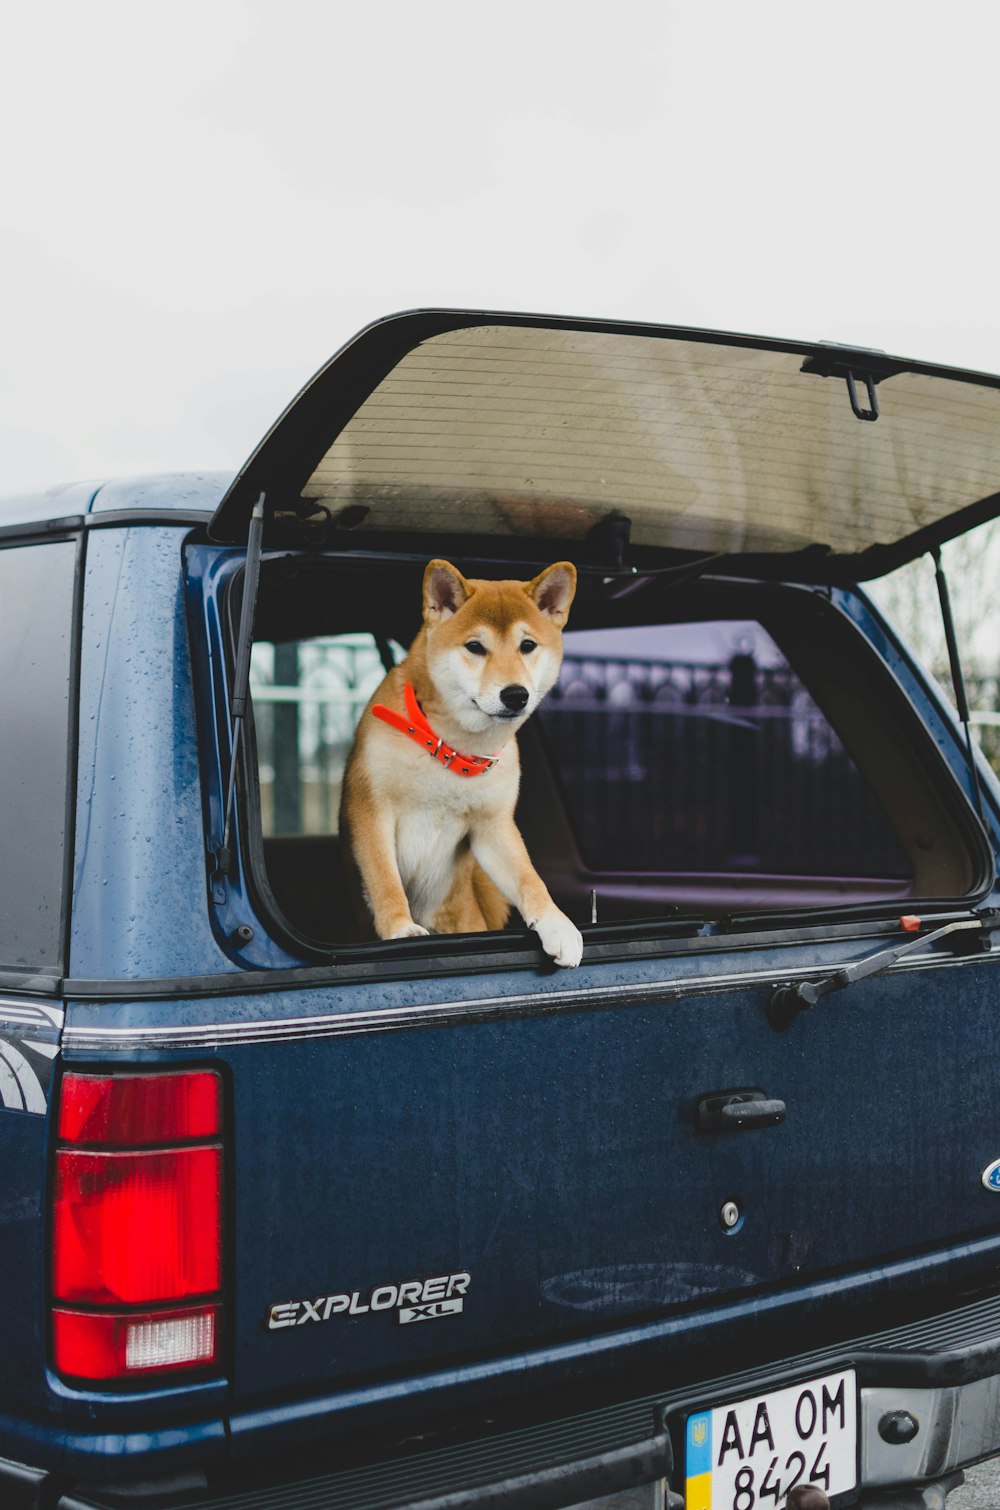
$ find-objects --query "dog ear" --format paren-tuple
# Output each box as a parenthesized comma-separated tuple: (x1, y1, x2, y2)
(526, 562, 577, 627)
(423, 559, 471, 623)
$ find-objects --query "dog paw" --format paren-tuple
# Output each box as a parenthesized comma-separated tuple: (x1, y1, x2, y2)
(376, 915, 431, 940)
(388, 922, 430, 940)
(534, 909, 583, 968)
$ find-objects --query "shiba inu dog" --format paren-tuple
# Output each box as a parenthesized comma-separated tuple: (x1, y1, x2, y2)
(340, 559, 584, 967)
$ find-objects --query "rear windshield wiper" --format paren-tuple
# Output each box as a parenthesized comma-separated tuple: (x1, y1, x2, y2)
(767, 912, 996, 1030)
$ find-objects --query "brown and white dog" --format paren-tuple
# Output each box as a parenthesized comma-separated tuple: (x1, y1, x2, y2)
(339, 558, 584, 967)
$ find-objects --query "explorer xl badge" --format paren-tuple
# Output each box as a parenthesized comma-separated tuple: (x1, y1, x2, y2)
(267, 1271, 471, 1329)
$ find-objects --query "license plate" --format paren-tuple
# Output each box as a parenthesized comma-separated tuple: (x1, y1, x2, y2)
(685, 1367, 857, 1510)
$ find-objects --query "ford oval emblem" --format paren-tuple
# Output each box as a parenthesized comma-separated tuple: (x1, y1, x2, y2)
(982, 1160, 1000, 1192)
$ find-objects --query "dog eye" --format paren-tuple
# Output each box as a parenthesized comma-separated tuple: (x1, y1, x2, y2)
(520, 639, 537, 654)
(464, 640, 487, 656)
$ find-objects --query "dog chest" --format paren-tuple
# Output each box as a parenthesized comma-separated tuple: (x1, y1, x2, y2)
(395, 806, 474, 920)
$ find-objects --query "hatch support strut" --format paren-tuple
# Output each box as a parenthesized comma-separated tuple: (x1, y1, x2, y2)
(932, 546, 986, 824)
(212, 492, 266, 891)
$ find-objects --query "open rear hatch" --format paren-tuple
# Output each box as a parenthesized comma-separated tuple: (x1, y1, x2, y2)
(209, 309, 1000, 584)
(205, 313, 1000, 1430)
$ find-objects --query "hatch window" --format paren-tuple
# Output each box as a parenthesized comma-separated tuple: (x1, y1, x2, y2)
(291, 324, 1000, 566)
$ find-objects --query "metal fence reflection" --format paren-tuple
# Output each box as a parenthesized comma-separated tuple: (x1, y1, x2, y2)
(539, 654, 910, 875)
(248, 637, 993, 867)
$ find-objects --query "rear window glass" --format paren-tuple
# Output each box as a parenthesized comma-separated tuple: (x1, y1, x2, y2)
(0, 540, 76, 972)
(536, 622, 910, 877)
(297, 325, 1000, 563)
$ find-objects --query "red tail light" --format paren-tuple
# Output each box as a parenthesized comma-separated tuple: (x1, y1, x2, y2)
(57, 1069, 221, 1147)
(52, 1070, 223, 1384)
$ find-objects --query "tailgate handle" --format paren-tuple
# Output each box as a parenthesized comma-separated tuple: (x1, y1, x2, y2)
(696, 1089, 786, 1132)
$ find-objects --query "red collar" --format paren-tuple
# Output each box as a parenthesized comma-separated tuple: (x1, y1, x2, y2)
(371, 682, 500, 777)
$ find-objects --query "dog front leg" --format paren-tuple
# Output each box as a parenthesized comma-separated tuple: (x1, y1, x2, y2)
(347, 805, 429, 941)
(471, 820, 583, 968)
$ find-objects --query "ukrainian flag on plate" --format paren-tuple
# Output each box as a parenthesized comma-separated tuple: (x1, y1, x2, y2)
(685, 1410, 713, 1510)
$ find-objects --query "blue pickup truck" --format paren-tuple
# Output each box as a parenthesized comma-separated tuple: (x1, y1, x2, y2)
(4, 311, 1000, 1510)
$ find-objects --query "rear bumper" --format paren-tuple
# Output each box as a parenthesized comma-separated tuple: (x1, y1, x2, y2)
(53, 1440, 672, 1510)
(11, 1289, 1000, 1510)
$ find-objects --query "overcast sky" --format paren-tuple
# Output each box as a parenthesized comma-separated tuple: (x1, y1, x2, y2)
(4, 1, 1000, 499)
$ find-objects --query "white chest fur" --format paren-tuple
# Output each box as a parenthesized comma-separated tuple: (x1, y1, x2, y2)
(395, 804, 472, 925)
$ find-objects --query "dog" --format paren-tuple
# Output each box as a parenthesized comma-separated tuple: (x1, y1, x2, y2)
(340, 558, 584, 967)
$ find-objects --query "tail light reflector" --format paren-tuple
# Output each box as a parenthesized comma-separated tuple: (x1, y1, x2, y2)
(52, 1305, 219, 1382)
(52, 1070, 224, 1385)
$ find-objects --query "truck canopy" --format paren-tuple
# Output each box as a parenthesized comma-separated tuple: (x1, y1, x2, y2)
(208, 310, 1000, 582)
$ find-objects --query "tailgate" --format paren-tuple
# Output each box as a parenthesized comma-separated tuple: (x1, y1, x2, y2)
(146, 941, 1000, 1408)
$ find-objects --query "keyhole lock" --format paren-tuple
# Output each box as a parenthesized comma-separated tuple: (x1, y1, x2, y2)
(720, 1200, 742, 1231)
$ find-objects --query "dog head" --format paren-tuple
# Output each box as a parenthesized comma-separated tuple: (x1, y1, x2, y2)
(421, 559, 577, 736)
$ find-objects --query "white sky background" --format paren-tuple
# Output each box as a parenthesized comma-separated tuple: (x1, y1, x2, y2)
(4, 0, 1000, 680)
(4, 0, 1000, 495)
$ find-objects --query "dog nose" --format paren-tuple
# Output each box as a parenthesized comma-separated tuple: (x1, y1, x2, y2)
(499, 684, 530, 712)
